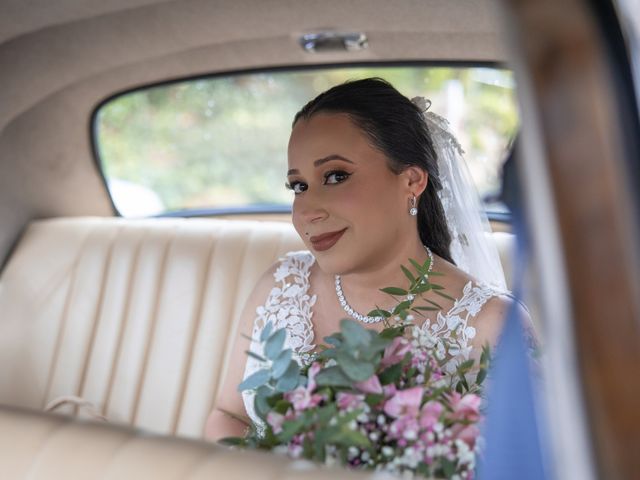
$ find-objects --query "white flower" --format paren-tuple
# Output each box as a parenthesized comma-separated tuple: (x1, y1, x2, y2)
(404, 429, 417, 441)
(382, 446, 394, 457)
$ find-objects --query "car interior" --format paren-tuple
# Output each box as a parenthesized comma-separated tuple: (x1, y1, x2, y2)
(1, 1, 639, 479)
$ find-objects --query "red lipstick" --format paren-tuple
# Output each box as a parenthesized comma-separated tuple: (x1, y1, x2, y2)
(309, 228, 347, 252)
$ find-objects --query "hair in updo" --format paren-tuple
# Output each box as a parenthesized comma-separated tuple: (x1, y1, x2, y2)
(293, 77, 454, 264)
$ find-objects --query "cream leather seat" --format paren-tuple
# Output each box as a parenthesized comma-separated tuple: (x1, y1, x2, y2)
(0, 405, 369, 480)
(0, 216, 514, 440)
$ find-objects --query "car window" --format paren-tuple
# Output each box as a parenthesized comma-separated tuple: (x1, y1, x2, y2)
(94, 66, 518, 218)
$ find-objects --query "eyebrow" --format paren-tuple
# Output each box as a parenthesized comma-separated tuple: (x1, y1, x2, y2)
(287, 154, 354, 176)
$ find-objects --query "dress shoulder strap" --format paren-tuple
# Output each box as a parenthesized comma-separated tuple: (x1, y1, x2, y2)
(253, 250, 317, 355)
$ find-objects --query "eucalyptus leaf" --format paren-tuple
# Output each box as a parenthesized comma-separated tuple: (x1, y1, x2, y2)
(413, 283, 432, 294)
(392, 300, 412, 315)
(379, 326, 404, 339)
(278, 417, 305, 443)
(457, 359, 475, 372)
(218, 436, 246, 447)
(341, 319, 370, 347)
(380, 286, 408, 296)
(379, 362, 403, 385)
(303, 435, 314, 459)
(442, 458, 456, 478)
(336, 350, 375, 381)
(245, 350, 268, 363)
(412, 306, 439, 312)
(364, 393, 385, 406)
(426, 299, 443, 309)
(316, 404, 338, 424)
(264, 328, 287, 360)
(367, 308, 391, 318)
(275, 362, 300, 392)
(274, 399, 292, 414)
(255, 391, 271, 419)
(323, 334, 343, 347)
(315, 366, 352, 387)
(272, 349, 293, 378)
(434, 290, 456, 302)
(260, 321, 273, 342)
(331, 429, 370, 448)
(237, 369, 270, 391)
(401, 265, 416, 283)
(317, 348, 337, 360)
(458, 374, 470, 392)
(409, 258, 426, 274)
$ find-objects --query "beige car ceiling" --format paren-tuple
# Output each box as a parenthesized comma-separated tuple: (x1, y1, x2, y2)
(0, 0, 508, 265)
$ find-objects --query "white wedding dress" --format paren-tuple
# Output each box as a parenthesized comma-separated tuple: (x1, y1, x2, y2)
(241, 250, 511, 430)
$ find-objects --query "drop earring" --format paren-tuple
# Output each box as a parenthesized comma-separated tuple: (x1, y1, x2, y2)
(409, 195, 418, 216)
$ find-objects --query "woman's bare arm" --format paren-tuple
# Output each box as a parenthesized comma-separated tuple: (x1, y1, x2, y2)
(204, 263, 279, 442)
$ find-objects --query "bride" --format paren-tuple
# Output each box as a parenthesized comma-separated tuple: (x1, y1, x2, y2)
(205, 78, 518, 441)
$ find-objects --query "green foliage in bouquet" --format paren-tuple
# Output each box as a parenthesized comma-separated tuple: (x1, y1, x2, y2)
(223, 257, 492, 479)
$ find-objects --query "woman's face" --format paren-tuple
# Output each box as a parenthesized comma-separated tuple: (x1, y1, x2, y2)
(287, 113, 413, 275)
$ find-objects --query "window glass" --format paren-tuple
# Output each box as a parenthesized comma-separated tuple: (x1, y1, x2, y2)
(95, 66, 518, 217)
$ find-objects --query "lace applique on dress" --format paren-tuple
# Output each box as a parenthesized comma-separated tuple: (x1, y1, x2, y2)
(414, 281, 507, 375)
(242, 251, 316, 431)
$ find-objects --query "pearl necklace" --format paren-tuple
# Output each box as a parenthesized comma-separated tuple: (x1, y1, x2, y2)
(334, 246, 434, 324)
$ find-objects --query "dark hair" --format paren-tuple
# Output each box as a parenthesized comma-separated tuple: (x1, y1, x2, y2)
(293, 77, 454, 264)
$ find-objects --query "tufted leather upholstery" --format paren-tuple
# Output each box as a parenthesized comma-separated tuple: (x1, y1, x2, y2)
(0, 217, 514, 441)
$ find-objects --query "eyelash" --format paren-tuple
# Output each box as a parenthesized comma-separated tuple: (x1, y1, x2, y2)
(285, 170, 351, 195)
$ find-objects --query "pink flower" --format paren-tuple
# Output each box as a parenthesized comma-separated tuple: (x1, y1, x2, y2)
(336, 392, 366, 411)
(410, 348, 428, 369)
(419, 400, 443, 429)
(383, 386, 423, 418)
(284, 387, 323, 411)
(383, 383, 397, 397)
(266, 411, 285, 434)
(388, 414, 420, 441)
(451, 423, 481, 449)
(306, 362, 322, 391)
(448, 392, 481, 422)
(381, 337, 411, 367)
(283, 361, 324, 411)
(355, 374, 383, 394)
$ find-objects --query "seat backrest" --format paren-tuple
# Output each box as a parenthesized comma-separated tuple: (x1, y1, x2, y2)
(0, 217, 514, 440)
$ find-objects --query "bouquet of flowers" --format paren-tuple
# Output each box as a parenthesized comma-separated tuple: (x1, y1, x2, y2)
(225, 258, 491, 480)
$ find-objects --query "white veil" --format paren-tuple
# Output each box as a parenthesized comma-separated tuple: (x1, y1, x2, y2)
(412, 97, 508, 291)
